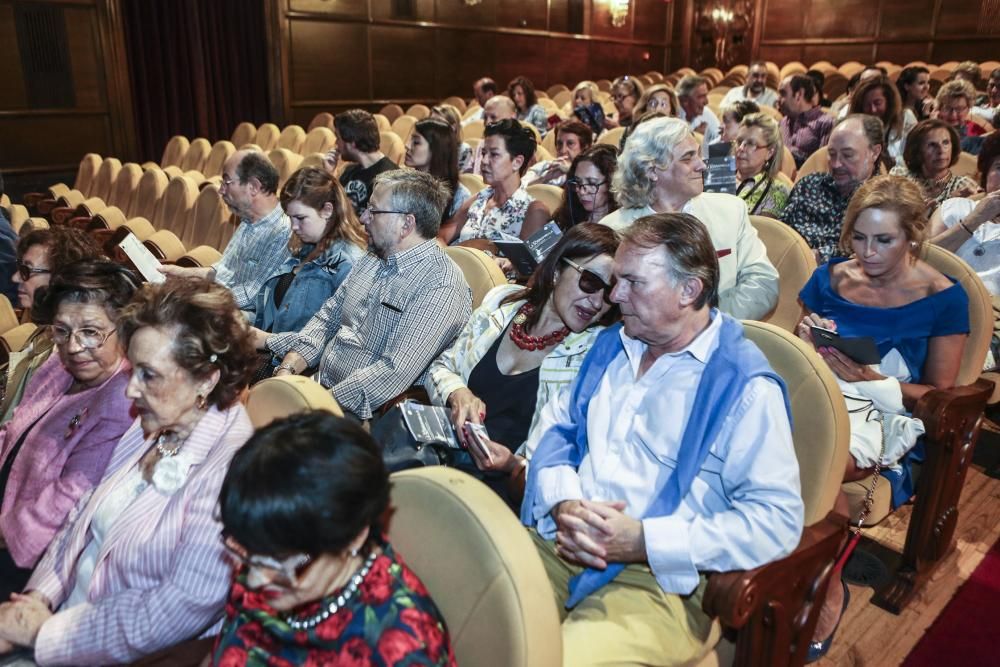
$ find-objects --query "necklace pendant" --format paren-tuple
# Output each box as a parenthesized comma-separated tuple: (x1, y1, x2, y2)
(974, 245, 986, 256)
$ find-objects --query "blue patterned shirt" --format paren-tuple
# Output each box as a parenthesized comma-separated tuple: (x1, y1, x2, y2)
(213, 204, 291, 315)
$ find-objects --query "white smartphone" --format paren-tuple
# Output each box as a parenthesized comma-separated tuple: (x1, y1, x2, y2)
(464, 421, 494, 465)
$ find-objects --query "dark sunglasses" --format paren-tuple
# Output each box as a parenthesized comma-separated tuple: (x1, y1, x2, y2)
(562, 257, 615, 304)
(16, 262, 50, 281)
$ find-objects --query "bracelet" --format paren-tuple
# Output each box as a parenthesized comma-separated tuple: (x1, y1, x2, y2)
(275, 363, 297, 374)
(959, 221, 975, 236)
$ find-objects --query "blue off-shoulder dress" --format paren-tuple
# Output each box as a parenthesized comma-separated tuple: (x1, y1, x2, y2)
(799, 258, 971, 507)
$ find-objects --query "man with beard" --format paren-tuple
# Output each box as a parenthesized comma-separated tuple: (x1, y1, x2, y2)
(160, 149, 290, 321)
(271, 169, 471, 421)
(721, 61, 779, 108)
(781, 114, 885, 263)
(779, 74, 835, 167)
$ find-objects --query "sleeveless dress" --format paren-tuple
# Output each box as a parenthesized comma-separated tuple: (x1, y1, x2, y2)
(456, 185, 533, 242)
(800, 258, 970, 505)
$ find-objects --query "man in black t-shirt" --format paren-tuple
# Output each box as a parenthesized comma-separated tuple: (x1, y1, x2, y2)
(329, 109, 398, 215)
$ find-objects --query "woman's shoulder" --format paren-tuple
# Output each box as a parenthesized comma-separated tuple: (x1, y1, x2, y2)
(913, 258, 968, 300)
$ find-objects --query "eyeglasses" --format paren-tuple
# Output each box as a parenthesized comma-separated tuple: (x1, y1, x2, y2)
(734, 139, 768, 152)
(219, 174, 240, 188)
(16, 262, 50, 281)
(221, 535, 312, 589)
(50, 326, 116, 350)
(363, 204, 409, 218)
(567, 178, 607, 195)
(562, 257, 615, 304)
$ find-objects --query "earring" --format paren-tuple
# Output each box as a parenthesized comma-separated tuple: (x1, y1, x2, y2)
(350, 548, 359, 558)
(196, 393, 207, 410)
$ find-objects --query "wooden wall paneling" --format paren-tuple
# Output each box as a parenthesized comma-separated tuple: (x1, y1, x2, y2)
(878, 0, 935, 39)
(803, 0, 878, 39)
(0, 3, 27, 109)
(934, 0, 985, 35)
(548, 0, 571, 34)
(801, 42, 876, 65)
(288, 18, 369, 101)
(287, 0, 368, 19)
(497, 0, 548, 31)
(433, 28, 496, 100)
(494, 34, 550, 91)
(875, 42, 933, 65)
(434, 0, 496, 27)
(590, 1, 634, 39)
(932, 38, 1000, 64)
(631, 45, 664, 74)
(760, 0, 804, 40)
(64, 6, 105, 109)
(588, 41, 633, 80)
(633, 0, 670, 43)
(0, 113, 112, 169)
(370, 0, 434, 22)
(547, 38, 591, 90)
(371, 25, 436, 99)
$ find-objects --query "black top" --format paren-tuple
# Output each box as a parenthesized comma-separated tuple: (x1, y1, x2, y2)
(339, 156, 398, 215)
(272, 271, 296, 311)
(466, 326, 541, 454)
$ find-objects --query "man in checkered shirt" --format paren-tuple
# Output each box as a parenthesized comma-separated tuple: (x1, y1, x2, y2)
(269, 169, 472, 420)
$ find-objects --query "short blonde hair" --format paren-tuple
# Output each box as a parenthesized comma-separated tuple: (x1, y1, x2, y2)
(739, 112, 784, 179)
(936, 79, 976, 109)
(838, 175, 927, 257)
(573, 80, 599, 103)
(612, 116, 693, 209)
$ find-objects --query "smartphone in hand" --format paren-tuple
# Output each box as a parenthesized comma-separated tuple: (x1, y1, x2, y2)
(809, 326, 881, 365)
(464, 421, 494, 465)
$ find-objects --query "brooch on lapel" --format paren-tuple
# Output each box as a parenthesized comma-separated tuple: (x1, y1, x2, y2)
(64, 408, 89, 439)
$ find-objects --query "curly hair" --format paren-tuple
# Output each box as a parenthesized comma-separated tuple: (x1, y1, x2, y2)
(612, 116, 693, 209)
(17, 227, 103, 271)
(117, 278, 255, 409)
(280, 167, 366, 263)
(838, 175, 928, 257)
(33, 260, 140, 326)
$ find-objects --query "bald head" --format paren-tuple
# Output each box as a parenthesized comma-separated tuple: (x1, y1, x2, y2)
(474, 77, 498, 107)
(828, 114, 883, 193)
(483, 95, 518, 125)
(220, 149, 279, 220)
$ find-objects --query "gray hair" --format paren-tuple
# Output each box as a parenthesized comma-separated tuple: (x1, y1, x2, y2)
(834, 113, 886, 150)
(373, 169, 450, 238)
(739, 112, 784, 179)
(936, 79, 976, 108)
(676, 75, 707, 99)
(612, 116, 693, 209)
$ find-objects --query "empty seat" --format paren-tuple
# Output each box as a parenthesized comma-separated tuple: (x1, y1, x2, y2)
(143, 229, 187, 262)
(30, 153, 102, 205)
(390, 115, 418, 142)
(179, 138, 212, 174)
(307, 112, 334, 131)
(255, 123, 281, 152)
(141, 135, 189, 172)
(268, 148, 304, 189)
(379, 132, 405, 166)
(379, 104, 405, 123)
(74, 162, 143, 220)
(230, 122, 257, 149)
(151, 175, 199, 236)
(276, 125, 307, 153)
(202, 141, 236, 180)
(301, 127, 336, 155)
(406, 104, 430, 120)
(373, 113, 391, 131)
(176, 245, 223, 269)
(186, 185, 229, 250)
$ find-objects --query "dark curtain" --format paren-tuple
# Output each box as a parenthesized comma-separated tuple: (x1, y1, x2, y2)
(122, 0, 271, 162)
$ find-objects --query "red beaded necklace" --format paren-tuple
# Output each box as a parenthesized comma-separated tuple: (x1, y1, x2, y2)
(509, 303, 570, 351)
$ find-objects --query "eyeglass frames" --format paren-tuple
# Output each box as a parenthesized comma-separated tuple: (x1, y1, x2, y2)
(50, 326, 116, 350)
(221, 534, 312, 589)
(566, 178, 608, 195)
(562, 257, 615, 304)
(16, 262, 50, 281)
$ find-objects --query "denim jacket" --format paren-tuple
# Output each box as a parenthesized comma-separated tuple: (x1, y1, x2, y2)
(254, 240, 364, 335)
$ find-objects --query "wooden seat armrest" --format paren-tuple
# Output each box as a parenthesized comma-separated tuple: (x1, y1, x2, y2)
(912, 379, 995, 439)
(35, 199, 59, 216)
(66, 215, 95, 230)
(49, 205, 79, 225)
(22, 192, 46, 209)
(703, 510, 847, 667)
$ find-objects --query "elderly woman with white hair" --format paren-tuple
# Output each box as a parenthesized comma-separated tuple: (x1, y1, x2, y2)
(734, 112, 791, 218)
(599, 116, 779, 320)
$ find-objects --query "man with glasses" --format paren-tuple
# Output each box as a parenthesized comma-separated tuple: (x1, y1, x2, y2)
(721, 61, 779, 108)
(161, 150, 291, 321)
(522, 213, 802, 667)
(269, 170, 471, 422)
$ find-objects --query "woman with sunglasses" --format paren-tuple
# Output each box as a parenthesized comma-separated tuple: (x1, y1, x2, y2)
(424, 224, 619, 507)
(0, 261, 137, 602)
(554, 145, 619, 229)
(0, 278, 255, 665)
(212, 411, 455, 666)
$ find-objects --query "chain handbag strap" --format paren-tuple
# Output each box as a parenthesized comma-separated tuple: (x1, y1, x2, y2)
(833, 400, 886, 571)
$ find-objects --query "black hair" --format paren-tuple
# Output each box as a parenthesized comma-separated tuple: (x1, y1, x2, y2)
(554, 144, 619, 230)
(236, 152, 280, 196)
(334, 109, 381, 153)
(483, 119, 537, 176)
(219, 412, 390, 557)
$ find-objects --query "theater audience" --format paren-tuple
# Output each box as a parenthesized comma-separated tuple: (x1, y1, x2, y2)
(0, 261, 137, 601)
(213, 412, 455, 667)
(523, 120, 593, 187)
(896, 66, 933, 121)
(676, 74, 721, 145)
(553, 145, 619, 229)
(270, 170, 471, 421)
(634, 83, 679, 118)
(521, 213, 802, 666)
(605, 75, 643, 129)
(430, 104, 474, 173)
(889, 118, 981, 204)
(600, 116, 779, 320)
(462, 77, 498, 127)
(422, 224, 619, 507)
(806, 69, 832, 108)
(571, 81, 606, 136)
(971, 68, 1000, 124)
(848, 75, 916, 166)
(333, 109, 398, 214)
(508, 76, 549, 137)
(782, 114, 885, 263)
(2, 229, 103, 424)
(734, 112, 791, 218)
(721, 60, 779, 108)
(440, 120, 549, 244)
(935, 79, 988, 154)
(160, 150, 291, 320)
(249, 168, 365, 380)
(405, 118, 471, 217)
(798, 176, 969, 659)
(779, 74, 835, 167)
(0, 278, 255, 665)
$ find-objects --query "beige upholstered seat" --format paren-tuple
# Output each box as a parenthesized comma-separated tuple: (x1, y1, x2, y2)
(7, 205, 30, 234)
(183, 185, 228, 249)
(151, 175, 199, 235)
(795, 146, 829, 181)
(462, 120, 485, 141)
(202, 141, 235, 180)
(307, 112, 334, 131)
(526, 183, 564, 216)
(597, 127, 625, 147)
(268, 149, 303, 189)
(379, 104, 405, 123)
(176, 245, 223, 269)
(0, 323, 37, 356)
(60, 157, 121, 209)
(386, 467, 561, 667)
(301, 127, 336, 155)
(406, 103, 430, 120)
(229, 122, 257, 149)
(44, 153, 101, 202)
(245, 375, 343, 429)
(459, 172, 486, 197)
(144, 135, 188, 171)
(519, 121, 541, 143)
(391, 115, 418, 142)
(276, 124, 307, 153)
(441, 96, 467, 113)
(445, 246, 507, 309)
(379, 131, 405, 165)
(749, 215, 817, 332)
(0, 296, 19, 336)
(254, 123, 282, 152)
(143, 229, 187, 262)
(953, 151, 979, 180)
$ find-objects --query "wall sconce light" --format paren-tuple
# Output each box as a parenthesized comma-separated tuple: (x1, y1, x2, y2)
(610, 0, 630, 27)
(711, 7, 734, 22)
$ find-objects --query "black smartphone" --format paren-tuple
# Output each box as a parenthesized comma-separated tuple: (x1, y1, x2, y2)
(810, 326, 882, 365)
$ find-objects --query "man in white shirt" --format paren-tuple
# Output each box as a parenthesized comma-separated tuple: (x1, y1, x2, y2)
(461, 77, 498, 127)
(521, 212, 803, 666)
(676, 75, 721, 145)
(720, 61, 779, 108)
(971, 68, 1000, 124)
(600, 116, 779, 320)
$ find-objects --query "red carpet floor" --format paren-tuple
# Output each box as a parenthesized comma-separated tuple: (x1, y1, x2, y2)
(901, 536, 1000, 666)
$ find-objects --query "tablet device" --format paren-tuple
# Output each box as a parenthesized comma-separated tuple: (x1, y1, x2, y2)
(494, 240, 538, 276)
(810, 326, 882, 365)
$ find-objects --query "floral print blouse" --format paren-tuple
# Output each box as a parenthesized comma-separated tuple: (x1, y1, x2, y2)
(780, 173, 857, 264)
(212, 543, 456, 667)
(518, 104, 549, 136)
(457, 184, 533, 242)
(888, 164, 982, 205)
(736, 172, 791, 219)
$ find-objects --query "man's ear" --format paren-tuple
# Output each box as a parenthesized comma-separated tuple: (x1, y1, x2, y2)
(678, 276, 705, 307)
(246, 176, 262, 196)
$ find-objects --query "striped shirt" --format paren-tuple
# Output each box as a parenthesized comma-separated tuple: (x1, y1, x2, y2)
(213, 204, 291, 313)
(269, 240, 472, 420)
(424, 284, 604, 458)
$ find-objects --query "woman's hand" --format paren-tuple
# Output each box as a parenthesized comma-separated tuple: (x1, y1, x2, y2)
(464, 428, 522, 474)
(603, 116, 620, 130)
(0, 593, 53, 648)
(796, 312, 837, 346)
(322, 148, 340, 174)
(447, 388, 486, 448)
(817, 347, 885, 383)
(967, 190, 1000, 231)
(249, 327, 270, 351)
